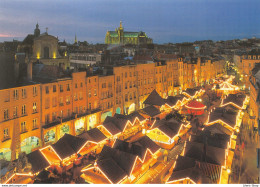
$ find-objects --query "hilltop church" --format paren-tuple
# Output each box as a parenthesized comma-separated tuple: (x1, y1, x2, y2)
(105, 21, 153, 45)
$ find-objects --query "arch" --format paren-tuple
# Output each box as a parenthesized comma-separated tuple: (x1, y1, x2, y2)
(60, 124, 70, 138)
(88, 115, 97, 129)
(75, 117, 85, 135)
(0, 148, 11, 161)
(44, 130, 56, 144)
(168, 90, 173, 96)
(43, 46, 49, 58)
(116, 107, 121, 114)
(21, 136, 40, 154)
(101, 111, 112, 122)
(128, 103, 136, 114)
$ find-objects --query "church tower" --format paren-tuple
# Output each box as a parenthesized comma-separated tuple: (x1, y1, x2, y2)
(118, 21, 124, 44)
(34, 23, 40, 37)
(74, 34, 78, 44)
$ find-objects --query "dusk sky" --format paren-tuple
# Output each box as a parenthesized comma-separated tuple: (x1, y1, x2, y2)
(0, 0, 260, 44)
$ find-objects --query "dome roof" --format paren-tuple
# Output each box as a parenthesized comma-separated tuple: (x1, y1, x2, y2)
(186, 100, 206, 110)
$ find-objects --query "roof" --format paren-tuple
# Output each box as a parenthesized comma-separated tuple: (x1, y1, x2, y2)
(124, 32, 139, 37)
(183, 87, 202, 97)
(208, 107, 238, 128)
(141, 105, 161, 117)
(107, 31, 118, 37)
(186, 100, 206, 109)
(97, 158, 127, 184)
(152, 118, 182, 138)
(113, 136, 160, 160)
(222, 94, 246, 108)
(189, 134, 230, 149)
(22, 34, 35, 45)
(143, 89, 165, 106)
(97, 145, 136, 183)
(79, 128, 107, 142)
(102, 116, 128, 135)
(184, 141, 226, 166)
(114, 111, 145, 124)
(51, 134, 86, 159)
(165, 96, 181, 107)
(27, 150, 49, 173)
(168, 156, 213, 184)
(203, 123, 232, 136)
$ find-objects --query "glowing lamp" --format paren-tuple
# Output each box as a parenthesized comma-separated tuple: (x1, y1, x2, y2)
(236, 129, 239, 133)
(53, 52, 56, 59)
(37, 53, 40, 59)
(142, 129, 146, 134)
(227, 168, 231, 174)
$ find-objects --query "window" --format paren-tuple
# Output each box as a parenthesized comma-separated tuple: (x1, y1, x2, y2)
(94, 89, 97, 96)
(102, 83, 106, 88)
(22, 88, 26, 98)
(66, 96, 70, 104)
(4, 109, 9, 120)
(21, 121, 27, 133)
(33, 118, 37, 129)
(4, 128, 9, 138)
(125, 72, 127, 78)
(52, 97, 57, 107)
(125, 94, 128, 102)
(45, 114, 50, 124)
(13, 89, 18, 100)
(22, 105, 26, 116)
(80, 82, 83, 87)
(59, 97, 63, 106)
(60, 85, 63, 92)
(67, 109, 71, 116)
(125, 82, 128, 89)
(33, 102, 37, 113)
(79, 92, 82, 100)
(67, 84, 70, 91)
(53, 85, 56, 92)
(52, 112, 57, 121)
(79, 106, 83, 114)
(130, 72, 132, 77)
(89, 103, 91, 110)
(13, 107, 18, 117)
(75, 83, 78, 88)
(89, 90, 91, 98)
(45, 86, 49, 94)
(33, 86, 37, 96)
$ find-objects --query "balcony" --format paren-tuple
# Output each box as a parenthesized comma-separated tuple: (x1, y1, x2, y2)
(20, 129, 28, 134)
(2, 136, 11, 142)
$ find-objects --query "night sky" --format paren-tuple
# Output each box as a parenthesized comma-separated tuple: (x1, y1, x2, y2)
(0, 0, 260, 44)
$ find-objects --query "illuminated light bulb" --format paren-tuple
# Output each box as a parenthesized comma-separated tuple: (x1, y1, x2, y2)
(227, 169, 231, 174)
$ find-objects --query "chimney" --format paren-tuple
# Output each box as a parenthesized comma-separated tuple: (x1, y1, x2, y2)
(27, 60, 32, 81)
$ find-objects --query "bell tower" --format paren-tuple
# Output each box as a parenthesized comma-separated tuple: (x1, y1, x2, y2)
(34, 22, 40, 37)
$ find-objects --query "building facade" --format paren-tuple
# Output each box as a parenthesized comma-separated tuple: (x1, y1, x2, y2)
(0, 57, 225, 161)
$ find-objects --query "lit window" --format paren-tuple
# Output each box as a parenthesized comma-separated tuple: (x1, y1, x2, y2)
(13, 89, 18, 100)
(4, 109, 9, 120)
(21, 121, 26, 133)
(33, 118, 37, 129)
(3, 128, 9, 138)
(33, 102, 37, 113)
(22, 105, 26, 116)
(22, 88, 27, 98)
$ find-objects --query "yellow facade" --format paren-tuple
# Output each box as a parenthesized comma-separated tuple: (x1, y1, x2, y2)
(0, 59, 224, 160)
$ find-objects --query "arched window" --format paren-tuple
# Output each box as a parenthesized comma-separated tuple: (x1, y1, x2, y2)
(44, 46, 49, 58)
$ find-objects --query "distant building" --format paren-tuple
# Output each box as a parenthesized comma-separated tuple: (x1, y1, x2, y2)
(105, 21, 153, 45)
